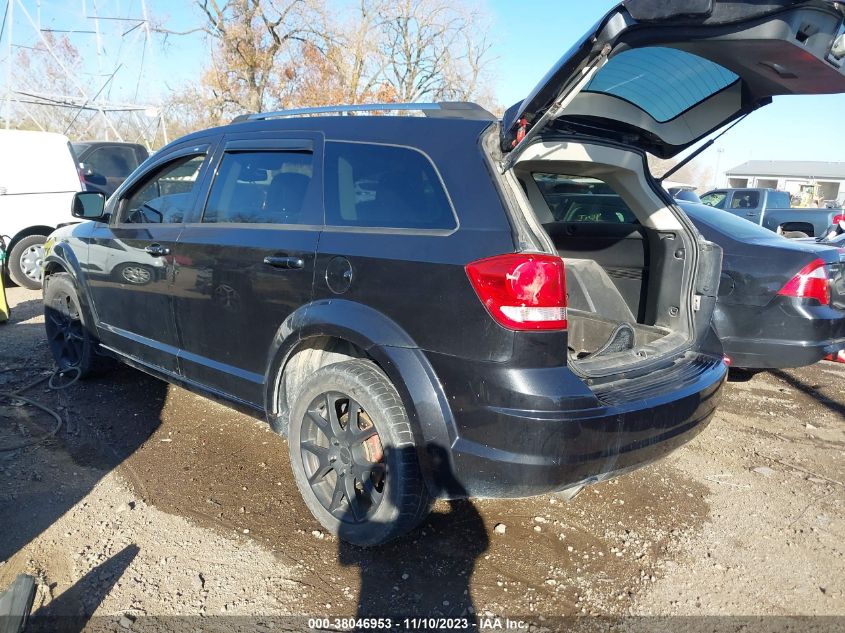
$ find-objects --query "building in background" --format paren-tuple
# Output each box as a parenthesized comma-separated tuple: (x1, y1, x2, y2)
(725, 160, 845, 207)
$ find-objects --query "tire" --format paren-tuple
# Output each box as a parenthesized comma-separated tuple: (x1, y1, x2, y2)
(43, 273, 115, 377)
(8, 235, 47, 289)
(287, 359, 432, 546)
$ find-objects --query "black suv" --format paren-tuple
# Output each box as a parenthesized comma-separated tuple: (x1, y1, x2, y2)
(43, 1, 845, 545)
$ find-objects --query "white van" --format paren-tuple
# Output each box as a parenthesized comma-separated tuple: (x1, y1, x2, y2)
(0, 130, 83, 289)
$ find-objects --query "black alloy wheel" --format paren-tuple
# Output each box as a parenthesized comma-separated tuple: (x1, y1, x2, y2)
(300, 391, 386, 523)
(45, 288, 85, 371)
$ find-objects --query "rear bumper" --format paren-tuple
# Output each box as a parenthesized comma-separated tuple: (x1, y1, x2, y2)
(426, 351, 726, 498)
(715, 299, 845, 369)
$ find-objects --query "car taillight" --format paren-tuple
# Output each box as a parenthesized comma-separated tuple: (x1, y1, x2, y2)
(77, 167, 86, 191)
(833, 214, 845, 224)
(778, 258, 830, 305)
(465, 254, 567, 330)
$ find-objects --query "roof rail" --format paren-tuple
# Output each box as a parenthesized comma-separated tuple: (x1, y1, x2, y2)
(232, 101, 496, 123)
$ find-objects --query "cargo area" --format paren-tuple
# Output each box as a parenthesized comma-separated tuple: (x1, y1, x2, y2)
(510, 141, 705, 375)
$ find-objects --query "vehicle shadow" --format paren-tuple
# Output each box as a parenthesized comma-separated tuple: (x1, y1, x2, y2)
(0, 298, 43, 325)
(0, 311, 164, 592)
(769, 368, 845, 418)
(338, 445, 488, 625)
(27, 544, 139, 633)
(726, 367, 761, 383)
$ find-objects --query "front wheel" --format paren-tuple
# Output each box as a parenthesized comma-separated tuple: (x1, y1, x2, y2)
(43, 273, 114, 377)
(287, 359, 431, 546)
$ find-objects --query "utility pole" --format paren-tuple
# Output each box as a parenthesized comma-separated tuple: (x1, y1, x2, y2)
(5, 0, 13, 129)
(714, 147, 725, 189)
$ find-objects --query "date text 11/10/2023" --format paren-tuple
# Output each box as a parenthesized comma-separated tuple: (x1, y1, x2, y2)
(306, 617, 529, 630)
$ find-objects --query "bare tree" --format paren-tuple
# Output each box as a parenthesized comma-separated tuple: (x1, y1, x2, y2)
(168, 0, 497, 131)
(195, 0, 324, 115)
(377, 0, 495, 103)
(648, 155, 715, 192)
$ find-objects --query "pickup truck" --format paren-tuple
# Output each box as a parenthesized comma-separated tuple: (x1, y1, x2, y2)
(699, 188, 845, 238)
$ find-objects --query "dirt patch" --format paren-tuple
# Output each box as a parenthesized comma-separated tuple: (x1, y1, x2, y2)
(2, 286, 844, 620)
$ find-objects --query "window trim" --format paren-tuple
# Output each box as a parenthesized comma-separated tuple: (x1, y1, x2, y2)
(322, 139, 460, 235)
(111, 143, 211, 227)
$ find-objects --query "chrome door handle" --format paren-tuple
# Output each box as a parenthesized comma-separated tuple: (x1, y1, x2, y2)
(144, 243, 170, 256)
(264, 255, 305, 270)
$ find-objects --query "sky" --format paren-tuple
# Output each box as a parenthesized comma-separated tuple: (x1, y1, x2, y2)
(2, 0, 844, 185)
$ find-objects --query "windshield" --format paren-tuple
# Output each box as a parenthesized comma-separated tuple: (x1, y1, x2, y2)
(681, 203, 782, 241)
(583, 47, 740, 123)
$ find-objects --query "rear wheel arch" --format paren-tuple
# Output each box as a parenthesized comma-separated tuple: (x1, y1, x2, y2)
(263, 302, 459, 498)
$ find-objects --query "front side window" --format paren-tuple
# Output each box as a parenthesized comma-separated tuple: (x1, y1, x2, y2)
(533, 173, 638, 224)
(324, 142, 456, 230)
(700, 191, 727, 209)
(119, 154, 205, 224)
(203, 150, 314, 225)
(730, 191, 760, 210)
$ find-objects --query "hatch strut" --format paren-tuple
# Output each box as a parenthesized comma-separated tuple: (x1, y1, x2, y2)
(659, 113, 751, 183)
(499, 44, 612, 174)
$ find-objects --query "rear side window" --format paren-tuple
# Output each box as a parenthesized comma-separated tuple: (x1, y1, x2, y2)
(532, 173, 638, 224)
(203, 151, 314, 225)
(324, 142, 456, 230)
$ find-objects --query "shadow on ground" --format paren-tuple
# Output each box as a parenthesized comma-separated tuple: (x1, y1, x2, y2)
(1, 299, 165, 623)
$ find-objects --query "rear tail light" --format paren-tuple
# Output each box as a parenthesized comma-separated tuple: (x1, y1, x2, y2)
(77, 166, 86, 191)
(833, 214, 845, 224)
(465, 254, 567, 331)
(778, 258, 830, 305)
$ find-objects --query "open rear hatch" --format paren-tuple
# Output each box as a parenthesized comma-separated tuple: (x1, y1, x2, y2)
(501, 0, 845, 163)
(496, 0, 845, 378)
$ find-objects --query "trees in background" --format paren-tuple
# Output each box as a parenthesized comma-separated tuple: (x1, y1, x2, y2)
(169, 0, 496, 130)
(5, 0, 497, 140)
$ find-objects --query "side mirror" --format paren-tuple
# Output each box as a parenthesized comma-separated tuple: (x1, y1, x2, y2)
(72, 191, 107, 220)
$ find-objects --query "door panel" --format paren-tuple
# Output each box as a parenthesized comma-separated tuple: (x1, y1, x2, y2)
(87, 150, 211, 374)
(171, 133, 323, 405)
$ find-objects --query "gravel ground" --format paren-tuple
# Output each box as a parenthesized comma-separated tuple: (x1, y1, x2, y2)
(1, 286, 843, 626)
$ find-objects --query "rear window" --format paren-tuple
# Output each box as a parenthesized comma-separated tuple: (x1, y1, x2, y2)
(584, 47, 739, 123)
(533, 173, 638, 224)
(682, 203, 780, 241)
(768, 191, 791, 209)
(324, 142, 456, 230)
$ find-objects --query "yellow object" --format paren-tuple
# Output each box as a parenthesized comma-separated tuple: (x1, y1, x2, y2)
(0, 244, 9, 323)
